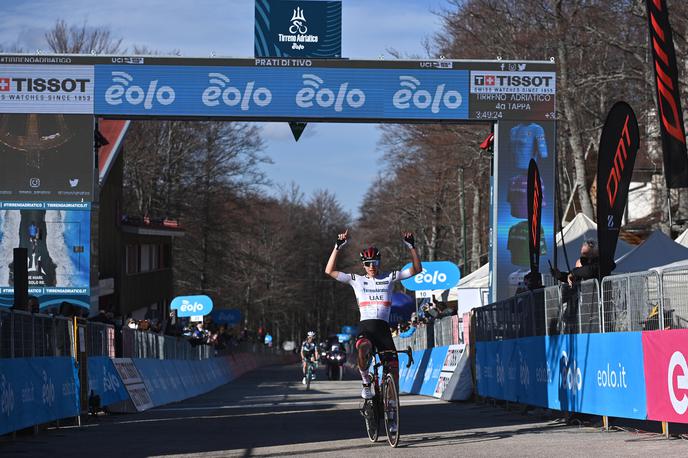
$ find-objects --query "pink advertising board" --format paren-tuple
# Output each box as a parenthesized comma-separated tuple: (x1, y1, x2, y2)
(642, 330, 688, 422)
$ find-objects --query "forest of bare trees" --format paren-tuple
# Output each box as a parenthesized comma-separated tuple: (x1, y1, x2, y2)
(35, 0, 688, 342)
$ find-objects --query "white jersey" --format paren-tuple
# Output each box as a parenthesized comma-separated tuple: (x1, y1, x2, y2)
(336, 269, 415, 322)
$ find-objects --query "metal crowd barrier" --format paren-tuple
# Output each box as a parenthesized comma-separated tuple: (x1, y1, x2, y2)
(475, 266, 688, 342)
(1, 309, 74, 358)
(659, 266, 688, 329)
(0, 308, 118, 358)
(601, 271, 662, 332)
(121, 327, 212, 360)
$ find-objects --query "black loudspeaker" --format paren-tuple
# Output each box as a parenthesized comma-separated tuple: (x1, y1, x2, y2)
(13, 247, 28, 310)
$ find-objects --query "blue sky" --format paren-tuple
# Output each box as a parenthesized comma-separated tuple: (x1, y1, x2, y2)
(0, 0, 448, 218)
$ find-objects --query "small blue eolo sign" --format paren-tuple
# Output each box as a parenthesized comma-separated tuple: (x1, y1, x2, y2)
(170, 295, 214, 317)
(400, 261, 461, 291)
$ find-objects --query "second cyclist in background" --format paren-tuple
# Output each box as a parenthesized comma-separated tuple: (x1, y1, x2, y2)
(301, 331, 319, 385)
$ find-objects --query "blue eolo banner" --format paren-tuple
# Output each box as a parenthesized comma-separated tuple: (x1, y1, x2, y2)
(0, 357, 80, 435)
(255, 0, 342, 58)
(475, 333, 647, 419)
(400, 261, 460, 291)
(95, 65, 469, 120)
(170, 295, 214, 317)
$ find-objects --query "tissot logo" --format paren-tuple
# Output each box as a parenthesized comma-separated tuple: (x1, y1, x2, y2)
(474, 75, 495, 86)
(0, 77, 90, 93)
(471, 71, 555, 94)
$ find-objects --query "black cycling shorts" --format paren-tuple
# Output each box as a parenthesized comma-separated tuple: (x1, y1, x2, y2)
(356, 319, 396, 354)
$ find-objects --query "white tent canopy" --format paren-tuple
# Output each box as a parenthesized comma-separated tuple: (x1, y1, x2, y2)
(454, 263, 490, 314)
(614, 230, 688, 274)
(457, 263, 489, 289)
(554, 213, 633, 270)
(675, 227, 688, 247)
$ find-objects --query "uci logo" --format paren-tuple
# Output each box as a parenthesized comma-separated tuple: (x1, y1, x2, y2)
(105, 71, 175, 110)
(668, 351, 688, 414)
(393, 76, 463, 114)
(202, 73, 272, 111)
(296, 74, 366, 112)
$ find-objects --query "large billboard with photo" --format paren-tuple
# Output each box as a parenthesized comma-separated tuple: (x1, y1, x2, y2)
(0, 202, 90, 309)
(0, 114, 94, 201)
(492, 120, 555, 300)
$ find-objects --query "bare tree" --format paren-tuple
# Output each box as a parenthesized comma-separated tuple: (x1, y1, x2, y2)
(45, 20, 123, 54)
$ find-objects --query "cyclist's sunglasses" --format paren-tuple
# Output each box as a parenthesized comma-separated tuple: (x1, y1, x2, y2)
(363, 260, 380, 267)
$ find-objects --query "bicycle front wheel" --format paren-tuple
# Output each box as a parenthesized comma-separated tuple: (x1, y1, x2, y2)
(362, 398, 379, 442)
(383, 374, 400, 447)
(306, 366, 312, 391)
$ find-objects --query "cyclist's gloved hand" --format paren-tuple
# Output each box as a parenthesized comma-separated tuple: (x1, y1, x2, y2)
(402, 232, 415, 249)
(335, 238, 348, 251)
(335, 229, 349, 251)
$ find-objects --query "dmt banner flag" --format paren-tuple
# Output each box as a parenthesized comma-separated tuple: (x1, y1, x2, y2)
(646, 0, 688, 188)
(527, 159, 543, 275)
(596, 102, 640, 278)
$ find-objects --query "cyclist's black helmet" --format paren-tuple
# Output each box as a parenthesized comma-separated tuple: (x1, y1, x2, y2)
(360, 246, 381, 262)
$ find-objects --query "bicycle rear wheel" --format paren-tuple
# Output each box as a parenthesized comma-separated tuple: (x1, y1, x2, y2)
(383, 374, 400, 447)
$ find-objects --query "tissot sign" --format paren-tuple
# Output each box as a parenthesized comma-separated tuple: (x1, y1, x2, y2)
(0, 65, 94, 113)
(255, 0, 342, 58)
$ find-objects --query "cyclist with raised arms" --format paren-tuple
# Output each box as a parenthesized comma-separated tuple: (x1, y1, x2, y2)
(301, 331, 319, 385)
(325, 229, 421, 399)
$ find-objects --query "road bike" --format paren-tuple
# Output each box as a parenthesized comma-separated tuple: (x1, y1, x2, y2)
(360, 346, 414, 447)
(304, 358, 317, 391)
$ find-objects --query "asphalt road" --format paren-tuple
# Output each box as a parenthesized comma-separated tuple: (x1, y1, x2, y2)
(2, 363, 688, 457)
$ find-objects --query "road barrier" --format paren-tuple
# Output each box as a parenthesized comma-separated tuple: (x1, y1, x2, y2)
(2, 346, 294, 436)
(471, 266, 688, 426)
(397, 344, 472, 401)
(0, 357, 80, 436)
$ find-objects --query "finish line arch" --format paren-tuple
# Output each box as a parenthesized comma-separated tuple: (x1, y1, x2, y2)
(0, 54, 556, 302)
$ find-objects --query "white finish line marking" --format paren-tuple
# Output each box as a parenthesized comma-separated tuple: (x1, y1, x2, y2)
(154, 397, 442, 412)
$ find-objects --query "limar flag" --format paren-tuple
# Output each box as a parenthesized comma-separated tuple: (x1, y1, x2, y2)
(527, 159, 543, 275)
(597, 102, 640, 278)
(646, 0, 688, 188)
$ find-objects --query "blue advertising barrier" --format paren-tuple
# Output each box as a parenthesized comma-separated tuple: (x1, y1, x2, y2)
(419, 346, 450, 396)
(398, 347, 450, 396)
(133, 357, 235, 407)
(476, 333, 647, 419)
(0, 357, 80, 435)
(87, 357, 130, 407)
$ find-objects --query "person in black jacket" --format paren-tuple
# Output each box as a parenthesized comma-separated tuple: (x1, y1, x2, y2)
(551, 239, 600, 286)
